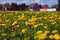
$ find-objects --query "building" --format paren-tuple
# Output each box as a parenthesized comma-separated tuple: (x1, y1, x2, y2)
(57, 0, 60, 10)
(28, 3, 41, 11)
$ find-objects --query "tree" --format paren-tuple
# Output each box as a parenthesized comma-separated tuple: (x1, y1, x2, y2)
(4, 3, 11, 10)
(20, 3, 28, 10)
(0, 4, 2, 10)
(11, 3, 18, 10)
(51, 4, 58, 8)
(57, 0, 60, 11)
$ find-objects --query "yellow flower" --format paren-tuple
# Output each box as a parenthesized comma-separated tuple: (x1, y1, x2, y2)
(49, 35, 54, 39)
(24, 38, 27, 40)
(49, 16, 54, 19)
(54, 15, 58, 18)
(18, 15, 24, 20)
(2, 24, 6, 26)
(12, 21, 17, 26)
(53, 34, 60, 39)
(28, 18, 37, 22)
(49, 19, 56, 25)
(22, 14, 24, 16)
(5, 20, 10, 22)
(44, 30, 50, 34)
(49, 19, 55, 22)
(28, 19, 33, 22)
(11, 29, 14, 32)
(58, 17, 60, 20)
(33, 24, 38, 28)
(17, 16, 20, 18)
(21, 29, 27, 33)
(52, 30, 58, 33)
(39, 17, 43, 20)
(1, 33, 7, 37)
(15, 11, 18, 14)
(38, 23, 44, 26)
(43, 16, 48, 19)
(34, 34, 47, 40)
(34, 36, 39, 39)
(52, 13, 55, 16)
(0, 24, 6, 26)
(32, 18, 37, 21)
(25, 21, 28, 25)
(36, 30, 43, 34)
(0, 19, 2, 22)
(16, 25, 20, 27)
(38, 34, 47, 39)
(2, 21, 5, 23)
(0, 14, 2, 16)
(31, 22, 35, 24)
(51, 22, 56, 25)
(44, 24, 48, 29)
(32, 16, 36, 18)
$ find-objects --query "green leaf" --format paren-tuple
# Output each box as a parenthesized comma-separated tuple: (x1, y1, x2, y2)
(10, 32, 17, 37)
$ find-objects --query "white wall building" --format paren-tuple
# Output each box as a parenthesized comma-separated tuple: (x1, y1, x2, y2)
(29, 8, 56, 11)
(40, 8, 56, 11)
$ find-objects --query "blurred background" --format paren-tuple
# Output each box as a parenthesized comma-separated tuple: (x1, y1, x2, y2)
(0, 0, 59, 11)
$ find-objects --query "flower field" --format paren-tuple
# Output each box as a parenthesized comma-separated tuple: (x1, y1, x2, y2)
(0, 11, 60, 40)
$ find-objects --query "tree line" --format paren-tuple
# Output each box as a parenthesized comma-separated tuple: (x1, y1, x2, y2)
(0, 2, 59, 11)
(0, 3, 29, 11)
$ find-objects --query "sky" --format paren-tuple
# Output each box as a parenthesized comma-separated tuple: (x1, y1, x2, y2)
(0, 0, 58, 7)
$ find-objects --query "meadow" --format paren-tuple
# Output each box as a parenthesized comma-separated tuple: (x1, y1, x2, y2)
(0, 11, 60, 40)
